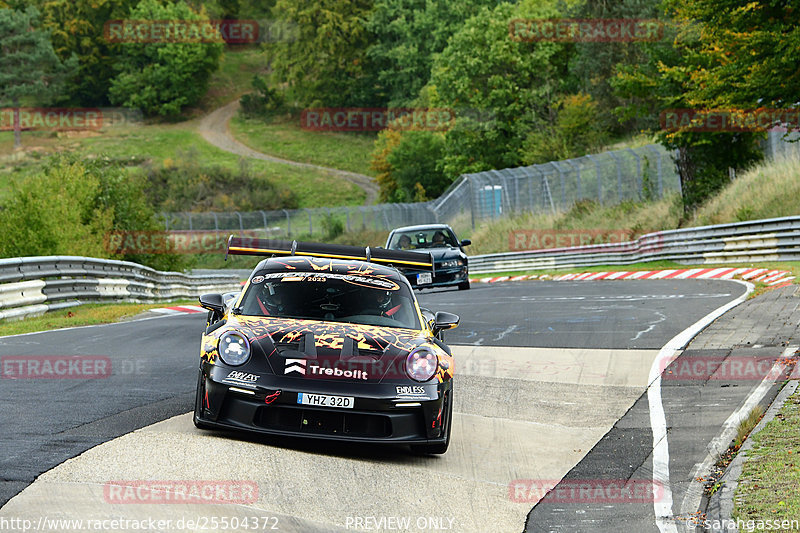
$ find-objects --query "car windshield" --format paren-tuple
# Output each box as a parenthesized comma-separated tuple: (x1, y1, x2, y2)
(389, 228, 458, 250)
(238, 271, 420, 329)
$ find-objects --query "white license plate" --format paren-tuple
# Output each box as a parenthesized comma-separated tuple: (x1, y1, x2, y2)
(297, 393, 354, 409)
(417, 272, 433, 285)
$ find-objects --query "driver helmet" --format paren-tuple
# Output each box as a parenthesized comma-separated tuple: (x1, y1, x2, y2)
(375, 290, 392, 311)
(260, 284, 285, 314)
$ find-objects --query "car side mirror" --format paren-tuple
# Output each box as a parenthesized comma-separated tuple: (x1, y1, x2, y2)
(199, 293, 225, 314)
(433, 311, 459, 333)
(460, 239, 471, 247)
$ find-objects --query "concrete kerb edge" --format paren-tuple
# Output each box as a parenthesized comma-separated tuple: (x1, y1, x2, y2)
(702, 379, 800, 532)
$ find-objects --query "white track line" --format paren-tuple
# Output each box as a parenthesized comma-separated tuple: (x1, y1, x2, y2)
(678, 344, 798, 523)
(647, 279, 753, 533)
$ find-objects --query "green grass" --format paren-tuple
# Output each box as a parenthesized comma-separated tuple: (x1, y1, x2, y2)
(192, 47, 271, 114)
(0, 300, 196, 337)
(1, 126, 365, 208)
(230, 114, 377, 176)
(466, 151, 800, 256)
(733, 386, 800, 531)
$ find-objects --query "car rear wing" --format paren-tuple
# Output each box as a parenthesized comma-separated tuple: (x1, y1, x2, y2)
(226, 236, 435, 272)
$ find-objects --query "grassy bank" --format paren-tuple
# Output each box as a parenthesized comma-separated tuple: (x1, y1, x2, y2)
(0, 300, 195, 337)
(733, 384, 800, 529)
(465, 152, 800, 255)
(230, 114, 377, 176)
(1, 125, 365, 208)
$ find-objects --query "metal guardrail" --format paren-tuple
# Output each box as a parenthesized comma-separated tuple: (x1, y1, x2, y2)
(0, 256, 242, 321)
(468, 216, 800, 274)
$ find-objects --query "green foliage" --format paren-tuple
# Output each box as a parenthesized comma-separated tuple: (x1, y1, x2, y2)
(269, 0, 375, 107)
(108, 0, 224, 117)
(612, 2, 765, 215)
(569, 0, 664, 134)
(31, 0, 138, 106)
(428, 1, 571, 178)
(141, 153, 299, 212)
(0, 154, 189, 269)
(383, 130, 447, 202)
(521, 93, 608, 164)
(239, 75, 285, 118)
(663, 0, 800, 110)
(320, 212, 344, 241)
(365, 0, 496, 107)
(0, 159, 112, 258)
(0, 6, 76, 146)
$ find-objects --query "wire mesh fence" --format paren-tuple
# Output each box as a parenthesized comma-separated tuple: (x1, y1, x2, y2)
(160, 143, 682, 239)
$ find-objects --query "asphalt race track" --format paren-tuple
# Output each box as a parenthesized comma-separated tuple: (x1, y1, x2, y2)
(0, 280, 750, 532)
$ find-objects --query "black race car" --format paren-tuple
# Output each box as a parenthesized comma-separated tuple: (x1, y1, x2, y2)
(194, 237, 459, 454)
(385, 224, 471, 290)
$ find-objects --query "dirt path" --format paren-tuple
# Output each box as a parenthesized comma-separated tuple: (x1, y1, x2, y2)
(197, 100, 379, 205)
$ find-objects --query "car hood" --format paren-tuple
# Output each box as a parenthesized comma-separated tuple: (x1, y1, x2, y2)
(222, 316, 444, 383)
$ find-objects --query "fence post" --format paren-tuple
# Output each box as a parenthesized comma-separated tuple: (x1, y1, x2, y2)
(187, 213, 193, 231)
(627, 148, 642, 198)
(585, 154, 602, 203)
(282, 209, 290, 237)
(234, 211, 244, 237)
(549, 161, 565, 208)
(607, 151, 623, 202)
(564, 158, 581, 200)
(212, 212, 219, 242)
(646, 145, 664, 197)
(305, 209, 313, 236)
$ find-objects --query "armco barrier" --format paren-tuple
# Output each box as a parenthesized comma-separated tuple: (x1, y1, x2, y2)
(0, 256, 241, 321)
(468, 216, 800, 274)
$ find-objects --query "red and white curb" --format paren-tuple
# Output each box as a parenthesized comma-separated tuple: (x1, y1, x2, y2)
(150, 305, 206, 315)
(470, 267, 795, 288)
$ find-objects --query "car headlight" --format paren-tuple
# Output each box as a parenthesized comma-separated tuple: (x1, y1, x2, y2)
(406, 347, 438, 382)
(218, 330, 251, 366)
(440, 259, 459, 268)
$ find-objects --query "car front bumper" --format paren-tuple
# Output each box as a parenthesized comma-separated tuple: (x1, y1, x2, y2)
(196, 365, 450, 445)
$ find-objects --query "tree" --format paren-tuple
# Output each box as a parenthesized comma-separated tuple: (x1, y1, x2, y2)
(365, 0, 496, 108)
(108, 0, 223, 117)
(568, 0, 664, 134)
(662, 0, 800, 110)
(31, 0, 139, 106)
(269, 0, 375, 107)
(612, 4, 764, 216)
(0, 6, 75, 149)
(520, 93, 608, 164)
(428, 1, 572, 177)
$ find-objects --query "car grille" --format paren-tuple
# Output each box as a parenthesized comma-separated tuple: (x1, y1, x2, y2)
(255, 405, 392, 438)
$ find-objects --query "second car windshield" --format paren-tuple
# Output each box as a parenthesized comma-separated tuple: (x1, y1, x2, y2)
(390, 229, 457, 250)
(238, 272, 420, 330)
